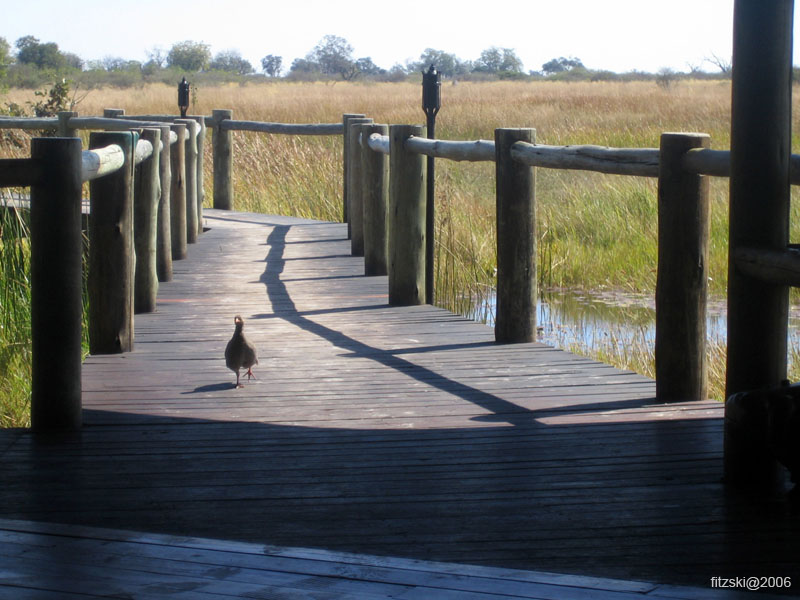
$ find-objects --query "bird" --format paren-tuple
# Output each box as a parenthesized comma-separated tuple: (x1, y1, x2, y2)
(225, 315, 258, 388)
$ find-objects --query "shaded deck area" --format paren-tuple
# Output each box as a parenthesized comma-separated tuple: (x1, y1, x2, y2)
(2, 210, 799, 597)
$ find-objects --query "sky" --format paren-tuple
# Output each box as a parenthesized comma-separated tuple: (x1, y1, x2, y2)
(3, 0, 798, 74)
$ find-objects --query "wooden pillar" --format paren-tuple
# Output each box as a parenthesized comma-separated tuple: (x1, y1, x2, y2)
(212, 109, 233, 210)
(176, 118, 198, 243)
(655, 133, 710, 403)
(362, 123, 389, 276)
(30, 137, 83, 431)
(57, 111, 77, 137)
(133, 127, 161, 313)
(494, 128, 536, 343)
(170, 123, 187, 260)
(156, 124, 173, 282)
(388, 124, 426, 306)
(191, 115, 206, 235)
(348, 117, 373, 256)
(342, 113, 366, 230)
(725, 0, 794, 488)
(88, 131, 135, 355)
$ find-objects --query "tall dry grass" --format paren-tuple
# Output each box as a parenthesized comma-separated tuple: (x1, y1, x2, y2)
(2, 79, 800, 415)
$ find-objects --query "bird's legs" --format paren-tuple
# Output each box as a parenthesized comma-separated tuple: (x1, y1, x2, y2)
(234, 370, 243, 388)
(245, 368, 256, 380)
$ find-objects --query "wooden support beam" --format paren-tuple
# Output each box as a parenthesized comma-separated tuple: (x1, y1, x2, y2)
(133, 128, 161, 313)
(169, 123, 188, 260)
(388, 125, 426, 306)
(495, 128, 536, 343)
(342, 113, 366, 231)
(88, 131, 135, 355)
(348, 117, 373, 256)
(361, 123, 389, 276)
(176, 118, 198, 243)
(212, 109, 233, 210)
(655, 132, 710, 403)
(156, 125, 173, 282)
(30, 137, 83, 431)
(724, 0, 794, 490)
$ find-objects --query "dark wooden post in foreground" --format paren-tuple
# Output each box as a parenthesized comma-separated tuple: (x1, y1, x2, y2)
(30, 137, 83, 431)
(156, 124, 173, 282)
(342, 113, 366, 230)
(212, 109, 233, 210)
(495, 128, 536, 343)
(362, 123, 389, 276)
(170, 123, 188, 260)
(348, 117, 373, 256)
(88, 131, 135, 355)
(724, 0, 793, 489)
(133, 127, 161, 313)
(389, 124, 426, 306)
(655, 132, 710, 402)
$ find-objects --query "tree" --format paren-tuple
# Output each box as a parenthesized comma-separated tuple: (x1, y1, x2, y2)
(167, 41, 211, 72)
(15, 36, 66, 70)
(356, 57, 383, 77)
(307, 35, 358, 80)
(541, 56, 584, 75)
(0, 37, 11, 81)
(706, 53, 731, 76)
(261, 54, 282, 77)
(210, 50, 254, 75)
(412, 48, 468, 78)
(474, 47, 523, 75)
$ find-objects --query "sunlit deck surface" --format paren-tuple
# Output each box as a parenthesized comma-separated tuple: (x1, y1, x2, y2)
(1, 209, 798, 598)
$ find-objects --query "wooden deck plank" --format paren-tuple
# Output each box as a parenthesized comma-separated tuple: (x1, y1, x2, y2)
(1, 209, 799, 596)
(0, 519, 790, 600)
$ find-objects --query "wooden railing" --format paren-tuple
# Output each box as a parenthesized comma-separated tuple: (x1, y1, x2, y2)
(0, 112, 205, 431)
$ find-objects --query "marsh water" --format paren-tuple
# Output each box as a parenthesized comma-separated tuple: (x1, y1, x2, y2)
(472, 289, 800, 361)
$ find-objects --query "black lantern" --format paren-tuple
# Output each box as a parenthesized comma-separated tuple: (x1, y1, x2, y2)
(178, 77, 190, 117)
(421, 64, 441, 305)
(422, 65, 441, 117)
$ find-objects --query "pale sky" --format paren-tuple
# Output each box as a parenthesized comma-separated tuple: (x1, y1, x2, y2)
(3, 0, 797, 74)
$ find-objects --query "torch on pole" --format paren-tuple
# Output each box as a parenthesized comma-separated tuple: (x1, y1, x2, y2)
(422, 65, 441, 305)
(178, 77, 190, 118)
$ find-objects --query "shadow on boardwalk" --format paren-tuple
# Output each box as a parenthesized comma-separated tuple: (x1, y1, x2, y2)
(1, 210, 798, 593)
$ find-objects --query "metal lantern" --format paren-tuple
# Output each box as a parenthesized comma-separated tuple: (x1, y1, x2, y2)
(178, 77, 190, 117)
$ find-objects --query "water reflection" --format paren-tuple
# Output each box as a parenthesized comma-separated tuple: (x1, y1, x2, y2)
(473, 289, 799, 358)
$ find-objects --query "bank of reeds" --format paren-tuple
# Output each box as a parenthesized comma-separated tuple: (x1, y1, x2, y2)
(2, 80, 799, 422)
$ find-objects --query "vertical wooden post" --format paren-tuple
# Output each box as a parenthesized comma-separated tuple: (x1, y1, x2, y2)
(30, 137, 83, 431)
(348, 117, 373, 256)
(495, 128, 536, 343)
(191, 115, 206, 235)
(156, 124, 173, 282)
(133, 127, 161, 313)
(176, 118, 198, 243)
(212, 109, 233, 210)
(170, 123, 187, 260)
(342, 113, 366, 230)
(656, 133, 710, 403)
(362, 123, 389, 276)
(88, 131, 135, 355)
(725, 0, 794, 488)
(57, 111, 77, 137)
(388, 124, 426, 306)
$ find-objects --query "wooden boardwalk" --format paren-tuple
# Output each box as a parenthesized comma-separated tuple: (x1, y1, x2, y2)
(2, 209, 799, 597)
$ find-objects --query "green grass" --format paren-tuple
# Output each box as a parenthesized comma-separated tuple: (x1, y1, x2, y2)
(0, 206, 32, 427)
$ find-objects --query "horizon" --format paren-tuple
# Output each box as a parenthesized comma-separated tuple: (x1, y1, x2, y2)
(5, 0, 798, 76)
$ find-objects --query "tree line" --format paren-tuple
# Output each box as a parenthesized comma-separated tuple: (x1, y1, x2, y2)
(0, 33, 735, 91)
